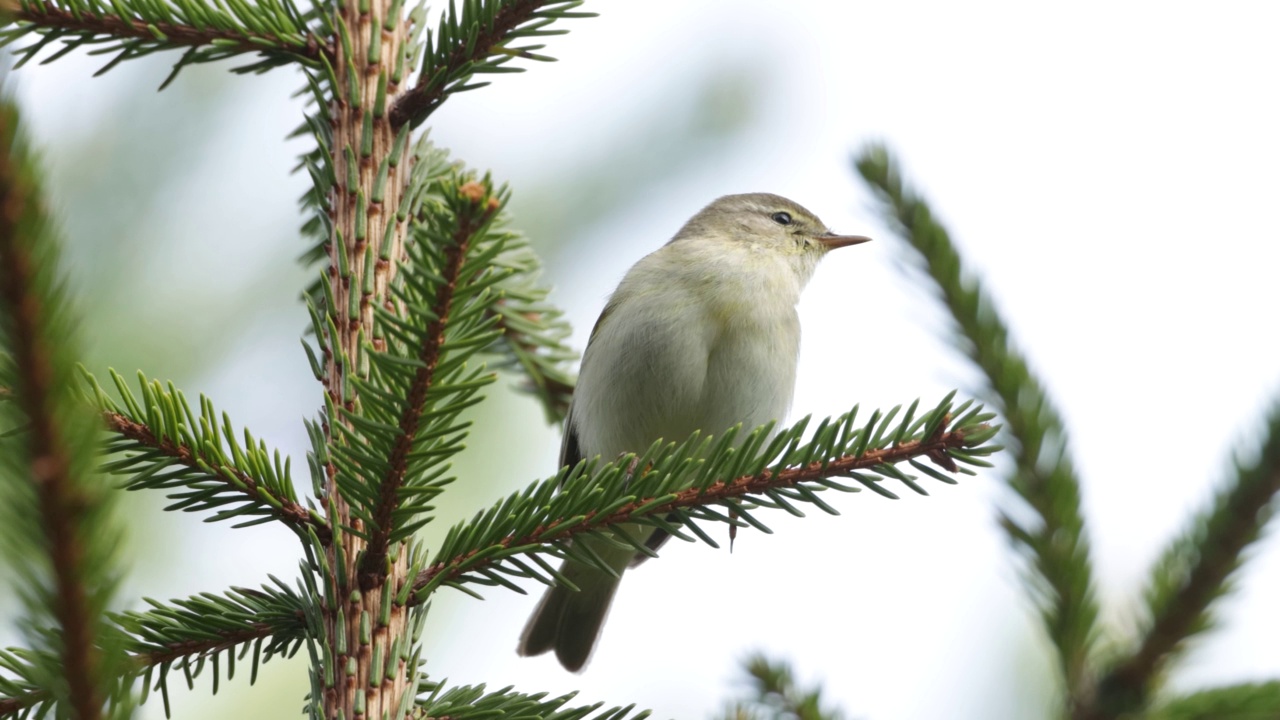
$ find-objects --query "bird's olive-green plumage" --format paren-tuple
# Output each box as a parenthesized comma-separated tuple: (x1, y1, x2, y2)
(516, 193, 869, 672)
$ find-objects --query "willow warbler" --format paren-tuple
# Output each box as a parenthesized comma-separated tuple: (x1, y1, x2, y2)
(516, 193, 870, 671)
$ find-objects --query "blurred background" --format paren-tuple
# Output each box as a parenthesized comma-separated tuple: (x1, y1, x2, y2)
(7, 1, 1280, 718)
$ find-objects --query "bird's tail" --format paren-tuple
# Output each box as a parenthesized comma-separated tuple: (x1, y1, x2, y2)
(516, 559, 623, 673)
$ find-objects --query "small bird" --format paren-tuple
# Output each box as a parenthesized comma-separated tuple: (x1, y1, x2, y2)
(516, 193, 870, 671)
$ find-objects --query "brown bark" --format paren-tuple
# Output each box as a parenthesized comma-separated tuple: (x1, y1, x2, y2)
(322, 0, 414, 714)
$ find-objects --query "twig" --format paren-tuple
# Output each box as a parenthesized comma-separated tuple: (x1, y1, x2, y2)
(13, 5, 332, 62)
(856, 145, 1100, 708)
(389, 0, 550, 129)
(358, 185, 500, 589)
(0, 419, 980, 719)
(412, 423, 979, 593)
(0, 103, 101, 720)
(102, 410, 331, 544)
(1092, 405, 1280, 718)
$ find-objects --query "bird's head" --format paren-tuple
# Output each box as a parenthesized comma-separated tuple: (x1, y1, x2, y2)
(670, 192, 870, 284)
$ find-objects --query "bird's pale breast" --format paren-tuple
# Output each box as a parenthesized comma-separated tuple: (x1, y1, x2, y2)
(571, 246, 801, 461)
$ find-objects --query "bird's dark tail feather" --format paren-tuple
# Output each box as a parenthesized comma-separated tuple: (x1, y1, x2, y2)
(517, 569, 621, 673)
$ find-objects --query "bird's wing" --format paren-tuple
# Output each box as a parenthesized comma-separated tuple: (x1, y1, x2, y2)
(560, 296, 673, 567)
(557, 298, 618, 473)
(558, 404, 583, 475)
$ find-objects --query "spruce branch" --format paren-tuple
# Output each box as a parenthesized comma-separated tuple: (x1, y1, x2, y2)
(1, 582, 310, 718)
(3, 0, 331, 86)
(296, 132, 574, 426)
(115, 580, 310, 714)
(1, 399, 992, 718)
(356, 181, 503, 589)
(81, 368, 329, 542)
(411, 681, 647, 720)
(0, 88, 128, 720)
(486, 290, 575, 424)
(389, 0, 594, 129)
(855, 145, 1101, 709)
(1146, 682, 1280, 720)
(720, 654, 844, 720)
(1092, 401, 1280, 717)
(0, 655, 51, 719)
(412, 395, 995, 602)
(320, 166, 567, 565)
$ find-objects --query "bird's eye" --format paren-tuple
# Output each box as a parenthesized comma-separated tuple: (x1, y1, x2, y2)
(771, 211, 792, 226)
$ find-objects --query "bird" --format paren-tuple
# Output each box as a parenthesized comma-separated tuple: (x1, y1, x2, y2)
(516, 193, 871, 672)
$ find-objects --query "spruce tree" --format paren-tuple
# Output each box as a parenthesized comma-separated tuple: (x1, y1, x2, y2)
(3, 3, 1276, 719)
(0, 4, 997, 719)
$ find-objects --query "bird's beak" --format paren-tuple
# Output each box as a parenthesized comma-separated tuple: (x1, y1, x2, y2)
(816, 233, 872, 250)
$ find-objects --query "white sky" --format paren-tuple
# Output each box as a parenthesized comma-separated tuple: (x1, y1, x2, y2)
(12, 2, 1280, 719)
